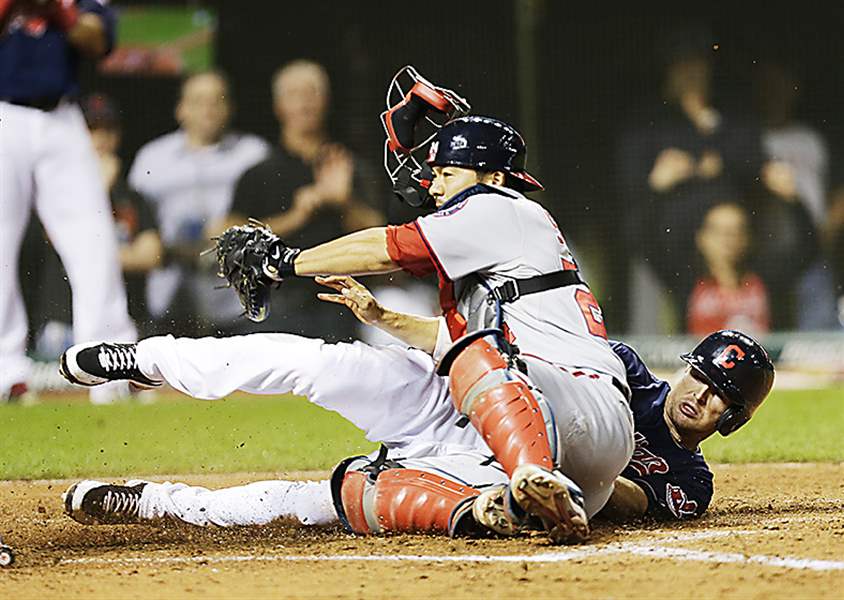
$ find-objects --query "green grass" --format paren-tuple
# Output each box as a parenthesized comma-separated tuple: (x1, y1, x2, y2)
(0, 394, 376, 480)
(116, 7, 215, 72)
(701, 388, 844, 463)
(0, 388, 841, 480)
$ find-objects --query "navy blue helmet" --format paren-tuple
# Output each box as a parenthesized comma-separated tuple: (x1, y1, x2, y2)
(680, 330, 775, 436)
(426, 116, 543, 192)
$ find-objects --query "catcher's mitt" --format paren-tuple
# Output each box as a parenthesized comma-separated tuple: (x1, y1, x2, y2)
(210, 221, 297, 323)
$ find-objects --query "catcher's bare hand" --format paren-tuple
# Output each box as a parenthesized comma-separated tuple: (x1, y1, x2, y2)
(316, 276, 383, 325)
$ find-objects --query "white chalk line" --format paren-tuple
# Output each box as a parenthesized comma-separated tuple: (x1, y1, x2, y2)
(623, 545, 844, 572)
(58, 529, 844, 572)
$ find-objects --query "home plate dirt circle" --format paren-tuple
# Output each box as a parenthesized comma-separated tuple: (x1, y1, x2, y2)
(1, 464, 842, 598)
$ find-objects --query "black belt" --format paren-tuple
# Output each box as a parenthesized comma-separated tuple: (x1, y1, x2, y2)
(489, 270, 584, 304)
(3, 96, 65, 111)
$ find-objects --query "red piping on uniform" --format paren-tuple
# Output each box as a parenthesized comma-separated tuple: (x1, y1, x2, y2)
(413, 220, 448, 280)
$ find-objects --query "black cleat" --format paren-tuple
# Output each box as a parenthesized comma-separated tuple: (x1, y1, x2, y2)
(59, 342, 162, 389)
(63, 480, 149, 525)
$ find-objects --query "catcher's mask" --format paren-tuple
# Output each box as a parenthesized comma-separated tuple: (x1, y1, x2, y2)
(380, 65, 470, 209)
(680, 329, 775, 436)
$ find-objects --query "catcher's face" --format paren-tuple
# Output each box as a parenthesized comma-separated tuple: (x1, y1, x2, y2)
(665, 367, 731, 443)
(429, 166, 505, 207)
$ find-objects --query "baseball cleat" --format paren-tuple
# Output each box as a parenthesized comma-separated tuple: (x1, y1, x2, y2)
(510, 464, 590, 545)
(63, 480, 149, 525)
(472, 484, 523, 537)
(59, 342, 162, 389)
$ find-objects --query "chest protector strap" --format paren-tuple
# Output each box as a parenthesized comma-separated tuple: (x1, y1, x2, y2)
(490, 270, 584, 304)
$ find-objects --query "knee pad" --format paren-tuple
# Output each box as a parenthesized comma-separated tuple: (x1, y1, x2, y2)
(331, 457, 479, 535)
(446, 335, 555, 475)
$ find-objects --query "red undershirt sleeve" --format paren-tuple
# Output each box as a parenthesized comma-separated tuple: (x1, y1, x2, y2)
(385, 222, 438, 278)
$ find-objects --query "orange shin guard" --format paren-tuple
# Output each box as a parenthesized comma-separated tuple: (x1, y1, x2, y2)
(340, 468, 478, 535)
(448, 336, 508, 402)
(340, 470, 370, 534)
(449, 338, 554, 475)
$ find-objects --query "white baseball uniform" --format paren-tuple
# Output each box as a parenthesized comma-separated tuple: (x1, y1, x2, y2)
(131, 184, 635, 524)
(132, 333, 506, 526)
(0, 101, 136, 401)
(0, 1, 136, 402)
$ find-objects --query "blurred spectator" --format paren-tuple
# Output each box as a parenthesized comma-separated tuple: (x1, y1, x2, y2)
(223, 59, 384, 342)
(83, 93, 163, 328)
(687, 202, 769, 337)
(824, 156, 844, 329)
(128, 70, 269, 337)
(617, 27, 766, 332)
(29, 92, 165, 357)
(619, 27, 829, 333)
(751, 61, 837, 330)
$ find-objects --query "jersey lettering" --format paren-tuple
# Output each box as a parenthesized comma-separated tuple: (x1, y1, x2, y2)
(575, 289, 607, 339)
(628, 432, 670, 476)
(665, 484, 699, 518)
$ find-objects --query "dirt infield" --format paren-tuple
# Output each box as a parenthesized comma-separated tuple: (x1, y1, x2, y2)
(1, 463, 842, 598)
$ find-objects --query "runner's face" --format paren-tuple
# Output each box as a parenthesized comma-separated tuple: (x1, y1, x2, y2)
(666, 367, 731, 439)
(429, 166, 483, 207)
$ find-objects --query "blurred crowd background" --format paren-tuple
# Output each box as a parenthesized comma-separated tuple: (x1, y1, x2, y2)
(15, 1, 844, 369)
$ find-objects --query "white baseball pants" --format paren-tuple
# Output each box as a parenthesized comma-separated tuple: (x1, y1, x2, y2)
(134, 333, 502, 526)
(136, 451, 508, 527)
(133, 333, 633, 523)
(0, 101, 136, 396)
(136, 333, 489, 456)
(519, 355, 635, 517)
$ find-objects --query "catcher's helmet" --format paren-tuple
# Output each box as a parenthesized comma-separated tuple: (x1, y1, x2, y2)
(426, 116, 544, 192)
(680, 330, 775, 436)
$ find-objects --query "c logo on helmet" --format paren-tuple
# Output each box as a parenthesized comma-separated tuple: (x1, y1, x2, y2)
(714, 344, 746, 369)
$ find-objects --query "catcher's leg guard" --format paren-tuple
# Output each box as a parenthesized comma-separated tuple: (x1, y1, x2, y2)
(331, 457, 479, 535)
(447, 335, 555, 476)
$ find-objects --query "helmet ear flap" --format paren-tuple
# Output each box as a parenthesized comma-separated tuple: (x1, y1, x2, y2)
(716, 406, 749, 436)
